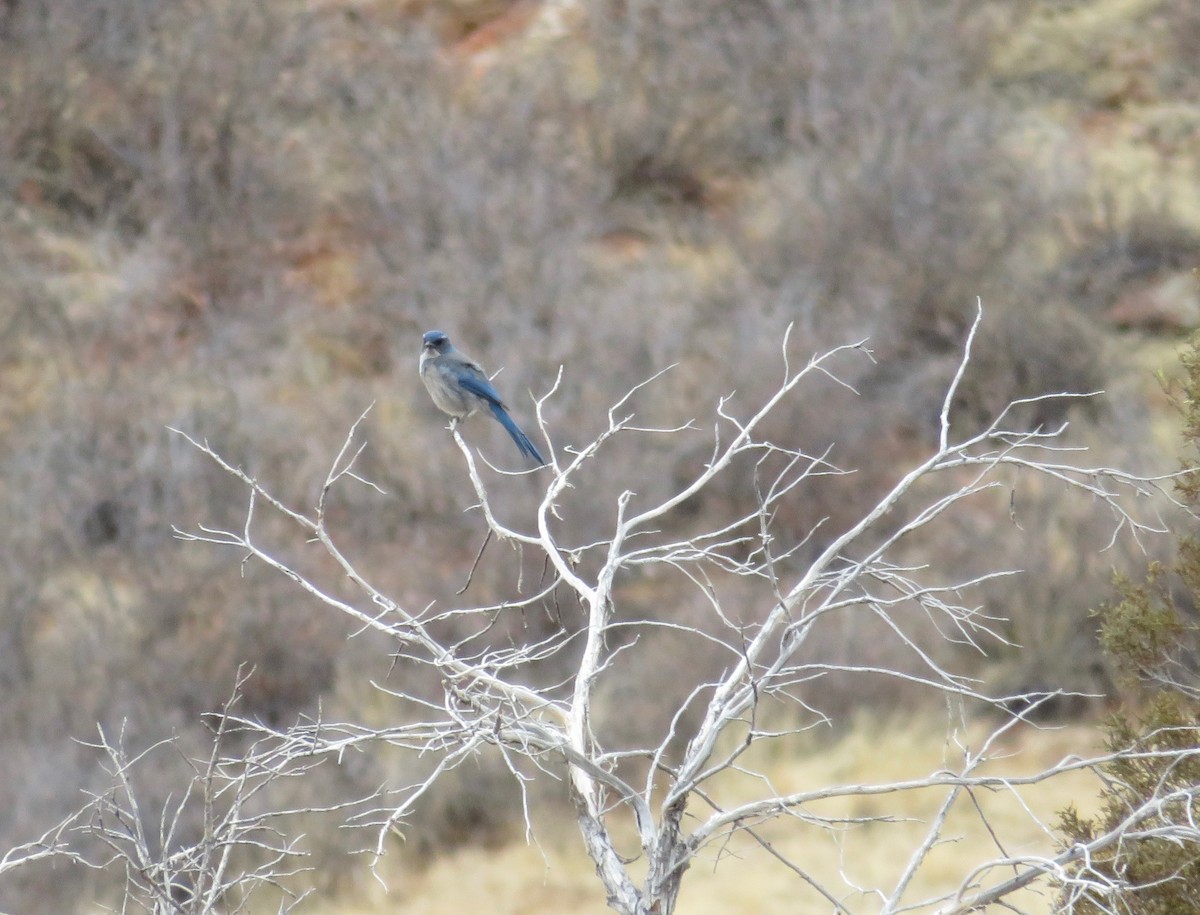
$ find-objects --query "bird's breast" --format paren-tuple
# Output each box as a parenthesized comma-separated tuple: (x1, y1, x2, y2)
(421, 359, 475, 418)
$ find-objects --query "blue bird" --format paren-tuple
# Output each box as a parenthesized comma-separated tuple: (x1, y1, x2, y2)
(419, 330, 546, 466)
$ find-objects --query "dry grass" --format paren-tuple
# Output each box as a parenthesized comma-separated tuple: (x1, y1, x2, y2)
(298, 716, 1106, 915)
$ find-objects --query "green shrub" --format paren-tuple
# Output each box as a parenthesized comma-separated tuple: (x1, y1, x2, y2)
(1058, 334, 1200, 910)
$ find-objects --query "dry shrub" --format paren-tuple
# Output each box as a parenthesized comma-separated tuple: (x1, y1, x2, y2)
(0, 0, 327, 299)
(1054, 205, 1200, 316)
(582, 0, 796, 184)
(1162, 0, 1200, 86)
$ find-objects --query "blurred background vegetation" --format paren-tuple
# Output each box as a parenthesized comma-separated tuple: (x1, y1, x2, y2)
(2, 0, 1200, 910)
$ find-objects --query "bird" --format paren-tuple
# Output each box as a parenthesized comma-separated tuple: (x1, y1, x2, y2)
(419, 330, 546, 466)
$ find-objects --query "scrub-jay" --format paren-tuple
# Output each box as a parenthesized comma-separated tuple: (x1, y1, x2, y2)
(419, 330, 546, 466)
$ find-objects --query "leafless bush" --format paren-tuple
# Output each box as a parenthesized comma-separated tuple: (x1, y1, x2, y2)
(1054, 204, 1200, 317)
(582, 0, 796, 184)
(0, 0, 327, 300)
(69, 679, 372, 915)
(1163, 0, 1200, 82)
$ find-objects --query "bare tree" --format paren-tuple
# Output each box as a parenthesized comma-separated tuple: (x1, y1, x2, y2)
(162, 308, 1197, 915)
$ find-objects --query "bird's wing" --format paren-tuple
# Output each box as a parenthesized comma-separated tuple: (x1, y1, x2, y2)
(447, 360, 507, 409)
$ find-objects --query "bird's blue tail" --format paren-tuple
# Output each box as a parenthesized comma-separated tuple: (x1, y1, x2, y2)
(489, 403, 546, 466)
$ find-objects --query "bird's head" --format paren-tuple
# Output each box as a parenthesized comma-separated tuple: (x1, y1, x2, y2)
(422, 330, 451, 355)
